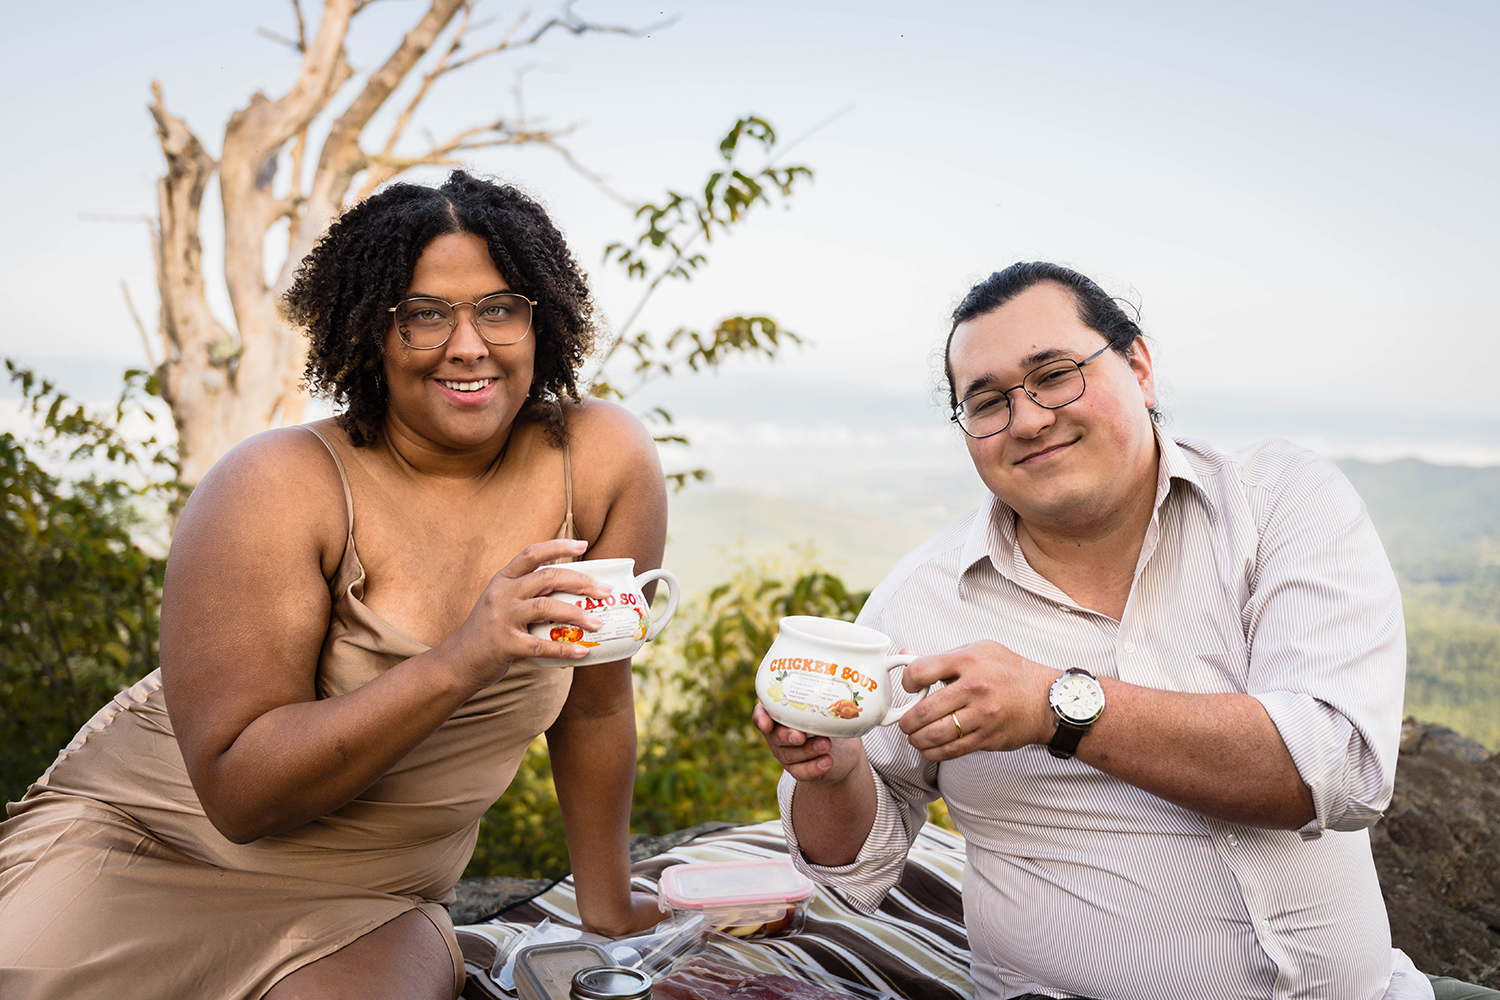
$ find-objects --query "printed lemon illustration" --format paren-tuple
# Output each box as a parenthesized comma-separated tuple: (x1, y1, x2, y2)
(766, 671, 788, 704)
(632, 608, 648, 641)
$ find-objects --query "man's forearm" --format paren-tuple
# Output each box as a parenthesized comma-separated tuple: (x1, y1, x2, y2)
(1078, 682, 1315, 830)
(788, 751, 881, 867)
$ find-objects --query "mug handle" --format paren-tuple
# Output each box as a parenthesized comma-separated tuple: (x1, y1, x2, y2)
(878, 654, 930, 727)
(633, 568, 681, 641)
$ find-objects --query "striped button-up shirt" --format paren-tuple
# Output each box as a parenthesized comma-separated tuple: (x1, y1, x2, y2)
(780, 434, 1431, 1000)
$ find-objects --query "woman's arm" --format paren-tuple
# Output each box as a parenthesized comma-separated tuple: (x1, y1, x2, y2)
(161, 428, 613, 843)
(547, 399, 670, 936)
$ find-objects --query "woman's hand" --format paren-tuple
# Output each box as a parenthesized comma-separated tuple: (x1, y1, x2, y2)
(581, 891, 667, 938)
(438, 538, 617, 690)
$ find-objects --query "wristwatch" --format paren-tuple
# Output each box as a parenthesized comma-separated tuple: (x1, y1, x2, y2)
(1047, 667, 1105, 759)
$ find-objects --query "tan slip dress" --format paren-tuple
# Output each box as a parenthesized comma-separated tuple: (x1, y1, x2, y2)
(0, 425, 578, 999)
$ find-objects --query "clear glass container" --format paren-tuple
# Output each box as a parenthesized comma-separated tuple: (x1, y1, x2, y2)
(656, 859, 815, 938)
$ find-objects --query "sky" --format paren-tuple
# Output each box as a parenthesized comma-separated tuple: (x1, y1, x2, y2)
(2, 0, 1497, 487)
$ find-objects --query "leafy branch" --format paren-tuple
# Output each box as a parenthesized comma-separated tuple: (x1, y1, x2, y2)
(1, 360, 181, 804)
(588, 116, 814, 487)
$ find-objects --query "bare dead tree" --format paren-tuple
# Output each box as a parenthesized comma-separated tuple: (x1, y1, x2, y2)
(148, 0, 657, 486)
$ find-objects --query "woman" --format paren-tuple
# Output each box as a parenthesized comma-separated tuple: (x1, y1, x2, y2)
(0, 171, 667, 999)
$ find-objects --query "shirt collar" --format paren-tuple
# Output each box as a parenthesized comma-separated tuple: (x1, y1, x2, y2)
(957, 425, 1214, 589)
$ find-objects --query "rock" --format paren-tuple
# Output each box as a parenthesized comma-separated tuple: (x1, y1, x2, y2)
(1374, 720, 1500, 987)
(450, 821, 739, 925)
(450, 875, 554, 926)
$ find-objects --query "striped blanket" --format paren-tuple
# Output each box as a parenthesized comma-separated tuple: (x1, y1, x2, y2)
(455, 820, 972, 1000)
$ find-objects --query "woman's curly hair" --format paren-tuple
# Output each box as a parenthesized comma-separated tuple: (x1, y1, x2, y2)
(284, 170, 596, 446)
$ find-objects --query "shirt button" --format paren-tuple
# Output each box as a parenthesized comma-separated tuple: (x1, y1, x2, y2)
(1225, 834, 1238, 848)
(1260, 917, 1271, 932)
(1123, 641, 1137, 654)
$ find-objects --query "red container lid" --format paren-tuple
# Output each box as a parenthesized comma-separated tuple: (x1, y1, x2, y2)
(658, 859, 816, 908)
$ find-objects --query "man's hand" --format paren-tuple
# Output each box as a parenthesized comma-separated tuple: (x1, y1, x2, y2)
(752, 703, 866, 784)
(751, 702, 878, 866)
(895, 640, 1059, 760)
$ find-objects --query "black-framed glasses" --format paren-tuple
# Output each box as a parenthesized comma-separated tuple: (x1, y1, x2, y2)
(951, 344, 1112, 439)
(386, 292, 537, 350)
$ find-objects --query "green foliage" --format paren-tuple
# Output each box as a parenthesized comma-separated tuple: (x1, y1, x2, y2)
(0, 359, 180, 805)
(1336, 458, 1500, 752)
(1402, 594, 1500, 752)
(602, 115, 812, 285)
(630, 566, 869, 837)
(594, 115, 810, 490)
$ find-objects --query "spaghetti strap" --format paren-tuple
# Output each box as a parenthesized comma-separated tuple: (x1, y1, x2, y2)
(300, 424, 355, 537)
(558, 429, 577, 542)
(553, 397, 577, 543)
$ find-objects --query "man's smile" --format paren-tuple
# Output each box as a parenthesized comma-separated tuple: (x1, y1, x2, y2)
(1015, 438, 1078, 465)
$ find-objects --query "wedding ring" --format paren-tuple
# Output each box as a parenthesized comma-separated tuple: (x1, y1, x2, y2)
(951, 713, 963, 740)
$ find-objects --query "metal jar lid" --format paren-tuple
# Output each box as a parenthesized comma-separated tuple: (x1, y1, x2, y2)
(569, 964, 652, 1000)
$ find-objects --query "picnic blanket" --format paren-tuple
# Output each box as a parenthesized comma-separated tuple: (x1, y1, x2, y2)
(455, 820, 973, 1000)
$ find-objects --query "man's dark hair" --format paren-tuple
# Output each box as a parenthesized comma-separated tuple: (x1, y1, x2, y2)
(285, 170, 595, 445)
(943, 261, 1148, 414)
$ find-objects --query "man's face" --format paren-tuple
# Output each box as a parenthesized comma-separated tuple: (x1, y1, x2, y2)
(948, 282, 1159, 535)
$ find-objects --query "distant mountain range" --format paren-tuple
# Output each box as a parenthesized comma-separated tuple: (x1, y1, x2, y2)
(665, 457, 1500, 593)
(1340, 459, 1500, 561)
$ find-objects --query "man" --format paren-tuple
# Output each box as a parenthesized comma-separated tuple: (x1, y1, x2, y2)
(755, 262, 1491, 998)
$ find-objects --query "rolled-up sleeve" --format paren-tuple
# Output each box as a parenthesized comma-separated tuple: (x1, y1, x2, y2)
(777, 766, 918, 913)
(778, 613, 944, 912)
(1237, 442, 1406, 835)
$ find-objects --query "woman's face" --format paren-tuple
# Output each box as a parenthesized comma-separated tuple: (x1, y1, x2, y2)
(380, 232, 536, 455)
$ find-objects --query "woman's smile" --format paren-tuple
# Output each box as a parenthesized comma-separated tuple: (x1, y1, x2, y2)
(434, 376, 498, 398)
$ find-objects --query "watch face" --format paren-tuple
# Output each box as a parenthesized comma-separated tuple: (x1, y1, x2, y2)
(1050, 673, 1105, 725)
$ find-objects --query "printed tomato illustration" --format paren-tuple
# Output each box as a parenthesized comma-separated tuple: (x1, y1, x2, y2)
(549, 625, 584, 643)
(632, 607, 648, 641)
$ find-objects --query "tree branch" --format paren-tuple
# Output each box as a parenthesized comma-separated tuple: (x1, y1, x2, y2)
(121, 282, 156, 369)
(148, 82, 232, 375)
(304, 0, 466, 217)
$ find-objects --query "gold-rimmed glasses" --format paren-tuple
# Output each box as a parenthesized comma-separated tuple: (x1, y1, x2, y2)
(387, 292, 537, 349)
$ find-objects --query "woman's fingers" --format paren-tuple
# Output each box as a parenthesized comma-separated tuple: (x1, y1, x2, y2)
(499, 538, 590, 577)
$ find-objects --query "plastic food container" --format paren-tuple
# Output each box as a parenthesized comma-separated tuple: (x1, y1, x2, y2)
(514, 941, 614, 1000)
(657, 859, 816, 938)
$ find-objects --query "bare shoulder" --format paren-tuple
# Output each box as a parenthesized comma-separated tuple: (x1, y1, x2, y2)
(563, 398, 656, 452)
(173, 422, 348, 575)
(562, 399, 661, 482)
(557, 399, 666, 554)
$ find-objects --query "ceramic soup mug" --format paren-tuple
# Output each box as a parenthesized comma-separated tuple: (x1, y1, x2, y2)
(529, 558, 681, 667)
(755, 616, 924, 738)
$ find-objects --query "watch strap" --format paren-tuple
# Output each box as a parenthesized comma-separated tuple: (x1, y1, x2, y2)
(1048, 667, 1102, 760)
(1047, 718, 1089, 759)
